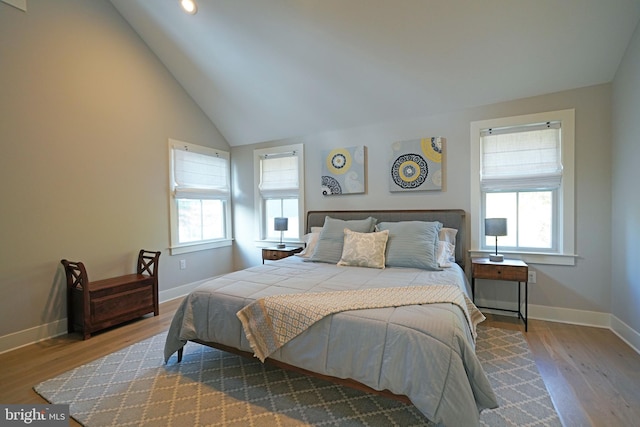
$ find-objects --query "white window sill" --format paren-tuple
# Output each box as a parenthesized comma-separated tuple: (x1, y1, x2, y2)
(170, 239, 233, 255)
(469, 250, 578, 266)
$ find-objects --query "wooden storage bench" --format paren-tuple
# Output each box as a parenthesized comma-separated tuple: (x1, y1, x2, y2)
(61, 250, 161, 339)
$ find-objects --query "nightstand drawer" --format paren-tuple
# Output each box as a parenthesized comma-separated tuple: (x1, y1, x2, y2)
(263, 249, 287, 261)
(473, 264, 528, 281)
(262, 247, 303, 263)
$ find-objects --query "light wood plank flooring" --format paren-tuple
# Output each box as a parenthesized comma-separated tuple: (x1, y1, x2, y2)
(1, 299, 638, 426)
(483, 313, 640, 427)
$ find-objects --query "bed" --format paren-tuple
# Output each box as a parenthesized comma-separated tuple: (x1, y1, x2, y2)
(164, 209, 498, 426)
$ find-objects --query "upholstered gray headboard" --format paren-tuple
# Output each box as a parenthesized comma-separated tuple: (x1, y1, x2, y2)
(306, 209, 466, 269)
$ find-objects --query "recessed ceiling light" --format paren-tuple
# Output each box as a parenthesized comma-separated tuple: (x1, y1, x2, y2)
(180, 0, 198, 15)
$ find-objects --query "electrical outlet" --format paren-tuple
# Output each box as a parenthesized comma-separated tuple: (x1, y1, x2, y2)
(528, 270, 536, 284)
(179, 259, 187, 270)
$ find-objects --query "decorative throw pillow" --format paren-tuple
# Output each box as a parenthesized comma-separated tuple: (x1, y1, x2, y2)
(337, 229, 389, 269)
(309, 216, 377, 264)
(376, 221, 442, 270)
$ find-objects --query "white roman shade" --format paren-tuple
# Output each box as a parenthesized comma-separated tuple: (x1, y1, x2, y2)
(480, 122, 562, 191)
(172, 146, 229, 199)
(258, 152, 299, 198)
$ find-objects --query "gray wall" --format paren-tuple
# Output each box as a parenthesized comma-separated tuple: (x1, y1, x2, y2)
(612, 22, 640, 337)
(232, 84, 614, 321)
(0, 0, 233, 340)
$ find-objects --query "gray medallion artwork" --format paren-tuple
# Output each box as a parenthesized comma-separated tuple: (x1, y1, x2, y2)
(389, 137, 444, 192)
(321, 146, 366, 195)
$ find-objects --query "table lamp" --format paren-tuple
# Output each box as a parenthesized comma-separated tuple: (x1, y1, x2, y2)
(274, 217, 288, 249)
(485, 218, 507, 262)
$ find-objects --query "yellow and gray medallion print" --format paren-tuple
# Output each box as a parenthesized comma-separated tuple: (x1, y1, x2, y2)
(322, 146, 366, 195)
(390, 137, 444, 192)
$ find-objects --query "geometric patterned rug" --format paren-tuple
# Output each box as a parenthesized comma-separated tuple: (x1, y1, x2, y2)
(475, 327, 561, 427)
(34, 327, 561, 426)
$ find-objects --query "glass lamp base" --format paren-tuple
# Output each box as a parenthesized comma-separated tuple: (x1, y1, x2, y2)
(489, 254, 504, 262)
(277, 243, 286, 249)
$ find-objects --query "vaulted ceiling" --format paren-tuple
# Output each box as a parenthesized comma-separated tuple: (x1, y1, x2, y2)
(110, 0, 640, 146)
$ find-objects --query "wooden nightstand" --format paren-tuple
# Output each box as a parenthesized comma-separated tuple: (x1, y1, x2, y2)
(262, 246, 303, 263)
(471, 258, 529, 331)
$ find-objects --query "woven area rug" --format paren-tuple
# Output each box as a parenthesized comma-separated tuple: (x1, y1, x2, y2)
(34, 327, 561, 426)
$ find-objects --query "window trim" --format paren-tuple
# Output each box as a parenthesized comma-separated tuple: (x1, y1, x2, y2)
(470, 109, 577, 266)
(253, 144, 305, 245)
(168, 139, 232, 255)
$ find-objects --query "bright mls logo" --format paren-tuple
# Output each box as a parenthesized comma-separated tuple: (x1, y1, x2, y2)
(1, 405, 68, 426)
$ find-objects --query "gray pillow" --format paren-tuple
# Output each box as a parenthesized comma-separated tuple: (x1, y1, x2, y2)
(376, 221, 443, 270)
(309, 216, 377, 264)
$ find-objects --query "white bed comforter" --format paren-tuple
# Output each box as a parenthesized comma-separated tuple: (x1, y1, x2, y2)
(164, 256, 497, 426)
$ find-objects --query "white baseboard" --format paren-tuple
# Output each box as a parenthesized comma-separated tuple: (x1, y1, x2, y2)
(610, 315, 640, 355)
(0, 279, 210, 355)
(1, 0, 27, 12)
(528, 304, 612, 328)
(474, 298, 612, 328)
(0, 319, 68, 355)
(476, 299, 640, 356)
(158, 278, 208, 303)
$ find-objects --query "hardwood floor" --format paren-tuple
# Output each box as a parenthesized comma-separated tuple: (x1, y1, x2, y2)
(0, 298, 183, 427)
(1, 299, 638, 427)
(482, 313, 640, 427)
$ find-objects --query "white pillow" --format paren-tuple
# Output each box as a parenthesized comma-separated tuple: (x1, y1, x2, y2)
(337, 229, 389, 269)
(438, 227, 457, 266)
(296, 227, 323, 258)
(437, 241, 456, 268)
(296, 227, 322, 258)
(439, 227, 457, 246)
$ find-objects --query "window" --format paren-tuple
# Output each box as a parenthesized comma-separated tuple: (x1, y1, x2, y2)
(470, 110, 576, 265)
(168, 139, 231, 254)
(254, 144, 304, 243)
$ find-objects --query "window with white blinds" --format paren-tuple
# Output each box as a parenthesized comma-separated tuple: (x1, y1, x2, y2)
(258, 154, 299, 198)
(173, 147, 230, 199)
(254, 144, 304, 243)
(470, 110, 576, 266)
(168, 139, 232, 254)
(480, 122, 562, 191)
